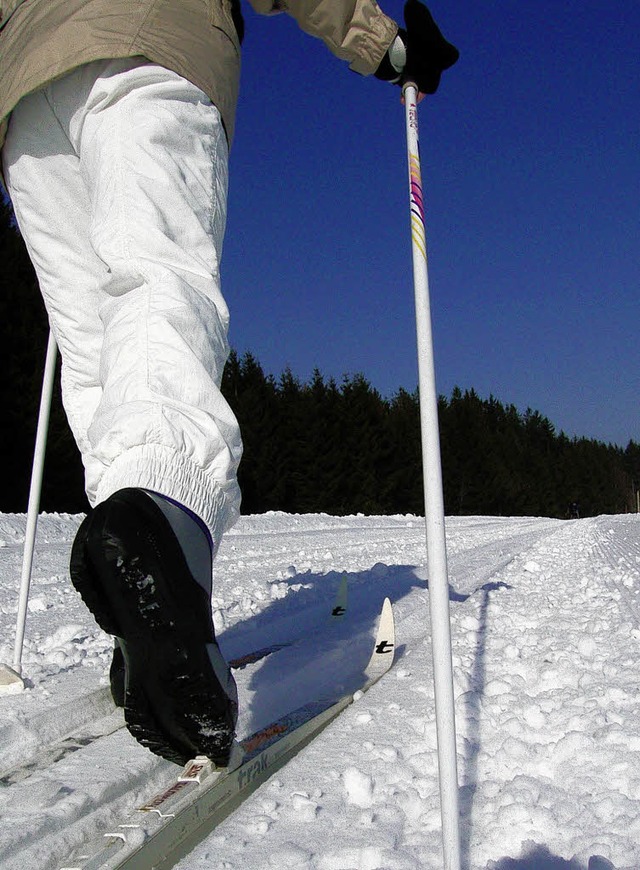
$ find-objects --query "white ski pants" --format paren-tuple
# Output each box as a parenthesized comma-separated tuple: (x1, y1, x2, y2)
(2, 59, 242, 545)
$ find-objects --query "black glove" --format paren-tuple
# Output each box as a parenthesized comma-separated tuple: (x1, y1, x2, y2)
(375, 0, 459, 94)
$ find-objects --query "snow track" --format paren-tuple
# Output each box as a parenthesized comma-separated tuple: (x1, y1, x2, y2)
(588, 515, 640, 624)
(0, 698, 121, 787)
(1, 511, 639, 869)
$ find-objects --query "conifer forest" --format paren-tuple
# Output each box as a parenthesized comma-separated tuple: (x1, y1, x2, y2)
(2, 199, 638, 518)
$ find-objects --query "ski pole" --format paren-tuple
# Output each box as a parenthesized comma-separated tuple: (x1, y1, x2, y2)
(402, 80, 461, 870)
(13, 329, 58, 673)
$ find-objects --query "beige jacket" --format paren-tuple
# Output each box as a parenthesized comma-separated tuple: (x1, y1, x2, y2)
(0, 0, 397, 149)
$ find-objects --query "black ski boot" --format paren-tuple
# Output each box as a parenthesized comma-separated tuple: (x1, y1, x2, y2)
(70, 488, 237, 767)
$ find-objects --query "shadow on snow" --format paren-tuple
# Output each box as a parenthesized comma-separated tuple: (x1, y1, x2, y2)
(488, 843, 615, 869)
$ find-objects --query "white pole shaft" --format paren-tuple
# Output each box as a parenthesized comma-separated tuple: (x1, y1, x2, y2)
(13, 330, 58, 672)
(403, 82, 461, 870)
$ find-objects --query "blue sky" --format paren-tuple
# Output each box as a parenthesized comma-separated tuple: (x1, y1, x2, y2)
(222, 0, 638, 447)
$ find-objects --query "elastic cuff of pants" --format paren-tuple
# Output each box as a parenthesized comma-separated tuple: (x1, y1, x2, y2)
(93, 443, 238, 548)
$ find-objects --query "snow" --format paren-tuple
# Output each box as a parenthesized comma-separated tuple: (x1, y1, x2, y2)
(1, 510, 640, 869)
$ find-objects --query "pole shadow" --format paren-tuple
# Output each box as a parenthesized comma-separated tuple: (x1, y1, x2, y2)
(459, 581, 511, 869)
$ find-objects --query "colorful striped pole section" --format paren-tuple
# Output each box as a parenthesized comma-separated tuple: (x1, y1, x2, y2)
(402, 80, 461, 870)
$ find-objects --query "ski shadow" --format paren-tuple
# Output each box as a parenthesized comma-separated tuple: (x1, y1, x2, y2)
(488, 844, 615, 870)
(217, 562, 465, 737)
(217, 561, 423, 656)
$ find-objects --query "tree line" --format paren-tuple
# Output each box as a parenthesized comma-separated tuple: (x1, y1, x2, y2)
(223, 352, 639, 518)
(2, 198, 638, 518)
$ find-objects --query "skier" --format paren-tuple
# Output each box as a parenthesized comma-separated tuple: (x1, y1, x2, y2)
(0, 0, 458, 767)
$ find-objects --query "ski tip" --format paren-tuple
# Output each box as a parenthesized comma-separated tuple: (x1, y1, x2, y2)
(376, 598, 395, 658)
(380, 597, 394, 631)
(364, 597, 395, 682)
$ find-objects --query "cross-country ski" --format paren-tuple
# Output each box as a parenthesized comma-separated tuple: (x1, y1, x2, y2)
(0, 577, 348, 789)
(60, 597, 394, 869)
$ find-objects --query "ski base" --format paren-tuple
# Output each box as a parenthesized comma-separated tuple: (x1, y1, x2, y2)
(61, 597, 394, 870)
